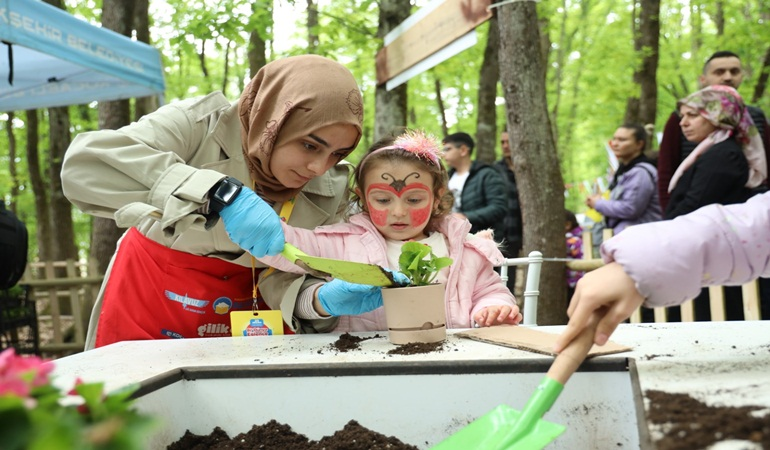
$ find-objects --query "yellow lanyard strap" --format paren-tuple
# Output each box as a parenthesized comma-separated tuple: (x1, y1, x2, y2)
(251, 196, 296, 306)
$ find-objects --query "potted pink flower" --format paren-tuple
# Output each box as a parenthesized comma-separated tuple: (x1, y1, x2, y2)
(0, 348, 157, 450)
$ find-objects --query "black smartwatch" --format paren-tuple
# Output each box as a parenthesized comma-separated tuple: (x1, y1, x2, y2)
(208, 176, 244, 213)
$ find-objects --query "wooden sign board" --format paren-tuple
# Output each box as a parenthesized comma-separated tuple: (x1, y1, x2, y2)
(375, 0, 492, 85)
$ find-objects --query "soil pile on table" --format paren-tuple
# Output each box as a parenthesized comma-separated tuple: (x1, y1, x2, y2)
(646, 389, 770, 450)
(387, 341, 443, 355)
(167, 419, 419, 449)
(330, 332, 381, 352)
(328, 333, 445, 355)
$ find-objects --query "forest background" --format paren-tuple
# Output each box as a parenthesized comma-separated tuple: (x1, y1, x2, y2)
(1, 0, 768, 324)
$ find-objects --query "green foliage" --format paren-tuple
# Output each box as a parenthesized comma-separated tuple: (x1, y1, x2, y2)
(0, 349, 158, 450)
(398, 242, 453, 286)
(4, 0, 770, 256)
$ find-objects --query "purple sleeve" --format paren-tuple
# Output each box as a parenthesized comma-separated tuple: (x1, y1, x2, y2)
(593, 168, 655, 220)
(600, 192, 770, 308)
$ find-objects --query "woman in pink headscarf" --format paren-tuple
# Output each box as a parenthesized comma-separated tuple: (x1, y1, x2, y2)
(665, 85, 767, 219)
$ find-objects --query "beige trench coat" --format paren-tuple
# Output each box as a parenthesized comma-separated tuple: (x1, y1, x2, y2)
(61, 92, 349, 349)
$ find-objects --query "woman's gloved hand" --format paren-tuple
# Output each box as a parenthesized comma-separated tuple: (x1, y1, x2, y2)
(316, 270, 410, 316)
(219, 188, 284, 257)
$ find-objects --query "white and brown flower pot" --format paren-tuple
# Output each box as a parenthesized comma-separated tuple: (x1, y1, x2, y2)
(382, 283, 447, 344)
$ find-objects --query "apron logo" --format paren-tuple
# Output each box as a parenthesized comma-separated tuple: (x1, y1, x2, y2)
(212, 297, 233, 315)
(164, 290, 210, 314)
(198, 323, 230, 337)
(161, 329, 184, 339)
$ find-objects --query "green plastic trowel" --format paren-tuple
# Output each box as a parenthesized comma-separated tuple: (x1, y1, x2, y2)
(431, 317, 601, 450)
(281, 243, 399, 287)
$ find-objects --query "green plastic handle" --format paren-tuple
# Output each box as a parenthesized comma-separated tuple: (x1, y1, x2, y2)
(281, 243, 306, 263)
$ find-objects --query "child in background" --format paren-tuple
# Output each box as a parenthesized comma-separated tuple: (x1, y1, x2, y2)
(259, 130, 521, 331)
(565, 209, 584, 300)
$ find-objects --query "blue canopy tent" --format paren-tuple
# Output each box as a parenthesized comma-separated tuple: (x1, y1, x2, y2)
(0, 0, 165, 112)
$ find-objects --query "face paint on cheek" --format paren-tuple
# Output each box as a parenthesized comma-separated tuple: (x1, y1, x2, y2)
(365, 185, 392, 227)
(409, 205, 431, 227)
(369, 205, 388, 227)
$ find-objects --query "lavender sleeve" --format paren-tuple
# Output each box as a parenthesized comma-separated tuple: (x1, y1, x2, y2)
(600, 192, 770, 308)
(593, 168, 654, 221)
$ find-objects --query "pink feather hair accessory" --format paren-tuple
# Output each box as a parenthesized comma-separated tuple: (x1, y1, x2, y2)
(359, 129, 444, 171)
(391, 129, 444, 165)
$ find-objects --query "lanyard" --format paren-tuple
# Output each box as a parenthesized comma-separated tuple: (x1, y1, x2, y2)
(251, 195, 296, 310)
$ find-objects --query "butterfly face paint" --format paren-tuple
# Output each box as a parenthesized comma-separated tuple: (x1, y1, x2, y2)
(362, 163, 436, 241)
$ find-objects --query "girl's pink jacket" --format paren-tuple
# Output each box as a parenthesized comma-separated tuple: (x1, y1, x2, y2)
(260, 214, 516, 331)
(601, 191, 770, 308)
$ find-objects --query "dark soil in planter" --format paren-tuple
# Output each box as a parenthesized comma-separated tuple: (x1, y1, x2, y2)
(646, 389, 770, 449)
(167, 419, 419, 449)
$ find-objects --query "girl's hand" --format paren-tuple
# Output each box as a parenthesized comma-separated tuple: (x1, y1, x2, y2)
(473, 305, 522, 327)
(553, 262, 644, 353)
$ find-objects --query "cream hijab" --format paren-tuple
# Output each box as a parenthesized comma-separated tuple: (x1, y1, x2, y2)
(669, 85, 767, 193)
(238, 55, 364, 203)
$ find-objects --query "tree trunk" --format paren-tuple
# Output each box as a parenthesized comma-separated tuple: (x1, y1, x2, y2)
(48, 106, 78, 262)
(247, 3, 269, 80)
(91, 0, 136, 274)
(307, 0, 319, 54)
(25, 110, 53, 262)
(198, 39, 209, 77)
(752, 46, 770, 104)
(690, 2, 702, 57)
(222, 40, 231, 95)
(5, 112, 19, 207)
(133, 0, 158, 120)
(498, 2, 567, 325)
(374, 0, 410, 141)
(434, 74, 448, 137)
(714, 0, 724, 36)
(475, 15, 499, 164)
(625, 0, 660, 126)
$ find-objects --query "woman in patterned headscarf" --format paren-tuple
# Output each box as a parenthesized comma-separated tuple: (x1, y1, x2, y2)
(62, 55, 373, 349)
(665, 85, 767, 219)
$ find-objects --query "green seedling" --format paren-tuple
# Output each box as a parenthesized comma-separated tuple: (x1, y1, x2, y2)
(398, 242, 453, 286)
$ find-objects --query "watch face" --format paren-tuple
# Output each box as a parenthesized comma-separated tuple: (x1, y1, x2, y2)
(210, 178, 243, 212)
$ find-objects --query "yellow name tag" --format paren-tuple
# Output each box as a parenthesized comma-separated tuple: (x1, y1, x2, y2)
(230, 310, 284, 336)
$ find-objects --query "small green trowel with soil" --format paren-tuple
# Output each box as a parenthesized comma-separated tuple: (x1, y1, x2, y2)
(281, 243, 400, 287)
(431, 316, 601, 450)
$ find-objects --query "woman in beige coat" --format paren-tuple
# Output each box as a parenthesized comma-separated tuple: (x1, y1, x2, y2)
(62, 55, 372, 349)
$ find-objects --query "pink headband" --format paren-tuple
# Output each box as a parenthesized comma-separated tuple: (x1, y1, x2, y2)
(357, 130, 444, 176)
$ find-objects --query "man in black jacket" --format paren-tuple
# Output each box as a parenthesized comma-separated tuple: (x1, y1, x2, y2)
(442, 132, 508, 243)
(494, 130, 523, 259)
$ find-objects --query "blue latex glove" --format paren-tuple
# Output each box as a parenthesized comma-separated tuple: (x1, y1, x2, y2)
(317, 270, 410, 316)
(219, 188, 284, 257)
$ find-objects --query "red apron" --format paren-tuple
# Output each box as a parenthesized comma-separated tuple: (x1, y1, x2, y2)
(95, 228, 291, 348)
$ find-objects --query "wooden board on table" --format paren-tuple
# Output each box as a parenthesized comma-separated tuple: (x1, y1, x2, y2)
(457, 325, 632, 357)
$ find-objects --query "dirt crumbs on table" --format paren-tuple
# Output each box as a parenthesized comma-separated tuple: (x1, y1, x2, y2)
(387, 341, 443, 355)
(331, 332, 382, 352)
(166, 419, 418, 450)
(646, 390, 770, 450)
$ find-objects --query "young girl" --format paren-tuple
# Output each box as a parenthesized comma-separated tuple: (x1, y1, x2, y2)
(259, 130, 522, 331)
(565, 209, 584, 300)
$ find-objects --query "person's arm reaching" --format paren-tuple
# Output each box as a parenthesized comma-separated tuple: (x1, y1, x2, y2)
(553, 263, 644, 352)
(554, 191, 770, 353)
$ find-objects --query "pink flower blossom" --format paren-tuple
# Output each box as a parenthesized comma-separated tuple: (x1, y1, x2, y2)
(0, 348, 54, 398)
